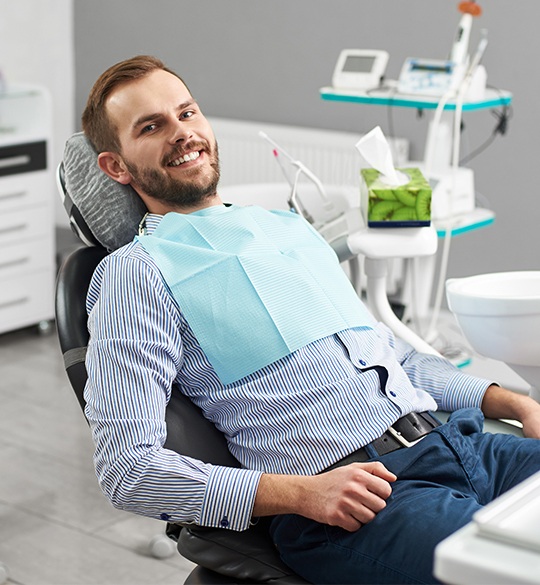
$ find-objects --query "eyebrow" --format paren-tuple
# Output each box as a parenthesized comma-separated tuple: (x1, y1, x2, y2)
(131, 99, 196, 132)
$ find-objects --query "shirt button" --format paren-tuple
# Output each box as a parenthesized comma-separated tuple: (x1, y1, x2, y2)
(359, 359, 367, 366)
(160, 512, 171, 521)
(220, 516, 229, 528)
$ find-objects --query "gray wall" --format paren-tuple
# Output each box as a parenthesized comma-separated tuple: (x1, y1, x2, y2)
(74, 0, 539, 279)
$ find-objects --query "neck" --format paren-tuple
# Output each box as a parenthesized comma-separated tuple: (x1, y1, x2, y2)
(140, 192, 224, 215)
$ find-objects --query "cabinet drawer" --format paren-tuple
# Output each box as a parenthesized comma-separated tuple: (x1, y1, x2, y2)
(0, 270, 54, 334)
(0, 141, 47, 177)
(0, 205, 53, 245)
(0, 237, 54, 279)
(0, 169, 52, 212)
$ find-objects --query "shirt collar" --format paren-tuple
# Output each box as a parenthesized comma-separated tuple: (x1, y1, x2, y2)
(142, 213, 163, 236)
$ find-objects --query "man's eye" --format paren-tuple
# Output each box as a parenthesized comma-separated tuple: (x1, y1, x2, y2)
(181, 110, 195, 119)
(142, 124, 157, 133)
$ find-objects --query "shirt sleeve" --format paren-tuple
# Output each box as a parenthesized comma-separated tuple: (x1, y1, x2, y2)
(85, 249, 262, 531)
(391, 329, 494, 412)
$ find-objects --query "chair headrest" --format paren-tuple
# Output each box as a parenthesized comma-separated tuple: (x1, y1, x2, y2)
(62, 133, 148, 251)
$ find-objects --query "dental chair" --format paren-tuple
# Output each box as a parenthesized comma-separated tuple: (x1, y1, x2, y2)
(55, 133, 308, 585)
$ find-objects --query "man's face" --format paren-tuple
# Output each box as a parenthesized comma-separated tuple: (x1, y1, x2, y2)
(105, 69, 220, 212)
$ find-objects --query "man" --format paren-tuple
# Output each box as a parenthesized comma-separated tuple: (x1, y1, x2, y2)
(81, 55, 540, 584)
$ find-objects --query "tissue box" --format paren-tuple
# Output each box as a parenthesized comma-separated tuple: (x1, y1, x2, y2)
(361, 167, 432, 227)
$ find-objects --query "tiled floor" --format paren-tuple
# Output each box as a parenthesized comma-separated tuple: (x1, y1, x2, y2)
(0, 325, 196, 585)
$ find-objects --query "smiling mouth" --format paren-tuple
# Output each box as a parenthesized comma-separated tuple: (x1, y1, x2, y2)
(168, 150, 201, 167)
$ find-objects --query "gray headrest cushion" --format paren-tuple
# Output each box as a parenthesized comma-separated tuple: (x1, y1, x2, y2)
(63, 132, 147, 251)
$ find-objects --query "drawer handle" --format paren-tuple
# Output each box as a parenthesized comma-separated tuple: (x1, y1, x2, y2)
(0, 155, 31, 169)
(0, 257, 29, 269)
(0, 296, 29, 309)
(0, 190, 27, 201)
(0, 224, 27, 235)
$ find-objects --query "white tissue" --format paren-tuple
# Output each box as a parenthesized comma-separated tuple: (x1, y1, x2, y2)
(355, 126, 409, 187)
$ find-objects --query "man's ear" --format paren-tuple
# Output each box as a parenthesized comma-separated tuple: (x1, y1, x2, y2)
(97, 152, 132, 185)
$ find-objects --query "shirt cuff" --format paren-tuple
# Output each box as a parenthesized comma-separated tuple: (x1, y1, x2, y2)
(199, 466, 263, 531)
(441, 371, 494, 412)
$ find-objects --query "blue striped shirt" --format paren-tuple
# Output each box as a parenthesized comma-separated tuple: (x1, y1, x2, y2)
(85, 213, 492, 531)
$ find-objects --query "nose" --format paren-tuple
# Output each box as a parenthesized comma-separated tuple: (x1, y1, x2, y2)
(169, 117, 193, 144)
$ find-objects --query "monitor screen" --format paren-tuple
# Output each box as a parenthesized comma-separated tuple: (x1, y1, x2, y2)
(342, 55, 376, 74)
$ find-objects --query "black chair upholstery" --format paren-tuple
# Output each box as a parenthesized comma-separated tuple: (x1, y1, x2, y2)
(55, 246, 307, 584)
(55, 246, 107, 411)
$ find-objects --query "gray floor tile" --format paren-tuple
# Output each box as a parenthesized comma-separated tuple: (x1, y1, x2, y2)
(0, 440, 128, 534)
(1, 392, 94, 466)
(94, 514, 196, 573)
(0, 502, 192, 585)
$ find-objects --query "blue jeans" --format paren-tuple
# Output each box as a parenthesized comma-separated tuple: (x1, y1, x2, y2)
(270, 408, 540, 584)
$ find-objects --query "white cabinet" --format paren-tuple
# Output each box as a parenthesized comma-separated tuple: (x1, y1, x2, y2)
(0, 85, 55, 334)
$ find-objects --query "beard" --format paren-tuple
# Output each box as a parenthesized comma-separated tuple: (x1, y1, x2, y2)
(124, 140, 221, 209)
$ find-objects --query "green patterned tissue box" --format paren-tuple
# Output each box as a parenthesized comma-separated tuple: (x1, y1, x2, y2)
(361, 167, 432, 227)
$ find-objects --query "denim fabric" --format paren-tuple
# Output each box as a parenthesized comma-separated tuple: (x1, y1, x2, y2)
(270, 408, 540, 584)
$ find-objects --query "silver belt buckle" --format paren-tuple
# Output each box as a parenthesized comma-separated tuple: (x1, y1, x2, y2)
(387, 425, 426, 448)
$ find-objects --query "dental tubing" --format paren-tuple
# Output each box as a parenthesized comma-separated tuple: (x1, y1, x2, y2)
(259, 131, 334, 217)
(425, 29, 488, 344)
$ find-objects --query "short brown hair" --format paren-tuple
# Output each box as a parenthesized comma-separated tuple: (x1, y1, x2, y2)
(81, 55, 189, 153)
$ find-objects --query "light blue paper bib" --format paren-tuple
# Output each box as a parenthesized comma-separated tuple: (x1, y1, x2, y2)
(138, 205, 375, 384)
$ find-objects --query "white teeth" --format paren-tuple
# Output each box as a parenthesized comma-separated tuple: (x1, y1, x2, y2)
(169, 151, 200, 166)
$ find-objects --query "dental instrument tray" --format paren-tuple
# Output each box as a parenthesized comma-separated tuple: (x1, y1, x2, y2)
(473, 470, 540, 553)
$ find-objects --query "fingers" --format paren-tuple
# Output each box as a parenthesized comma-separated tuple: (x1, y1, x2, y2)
(316, 462, 397, 531)
(339, 516, 364, 533)
(342, 462, 396, 502)
(362, 461, 398, 483)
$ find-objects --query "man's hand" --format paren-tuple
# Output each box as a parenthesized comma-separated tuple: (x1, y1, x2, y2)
(518, 402, 540, 439)
(300, 462, 397, 531)
(253, 461, 397, 532)
(482, 384, 540, 439)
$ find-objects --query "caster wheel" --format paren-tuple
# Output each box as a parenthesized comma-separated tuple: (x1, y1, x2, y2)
(148, 534, 176, 559)
(37, 320, 53, 335)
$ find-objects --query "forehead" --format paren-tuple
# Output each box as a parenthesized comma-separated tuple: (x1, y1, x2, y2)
(106, 69, 192, 133)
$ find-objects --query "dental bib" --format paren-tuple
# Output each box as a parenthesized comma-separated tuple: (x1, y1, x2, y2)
(138, 205, 375, 384)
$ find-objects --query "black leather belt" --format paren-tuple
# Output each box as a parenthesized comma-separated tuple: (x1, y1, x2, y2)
(325, 411, 441, 471)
